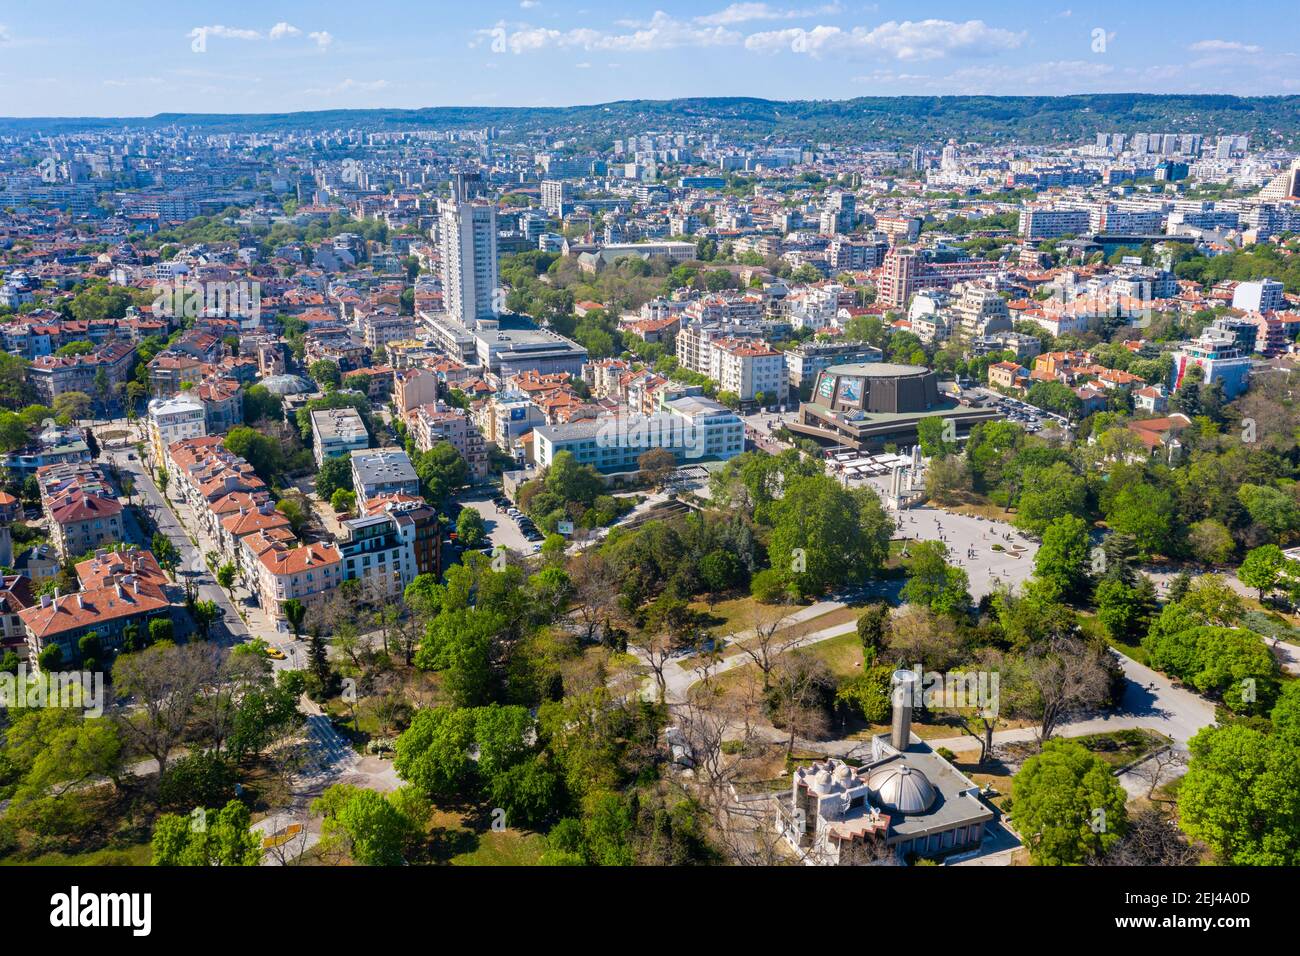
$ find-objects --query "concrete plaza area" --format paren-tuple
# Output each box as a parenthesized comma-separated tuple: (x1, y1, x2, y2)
(891, 504, 1038, 599)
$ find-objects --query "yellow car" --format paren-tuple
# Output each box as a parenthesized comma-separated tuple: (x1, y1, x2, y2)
(263, 645, 287, 660)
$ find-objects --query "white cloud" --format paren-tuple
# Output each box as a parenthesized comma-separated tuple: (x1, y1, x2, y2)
(696, 2, 843, 26)
(269, 22, 302, 40)
(520, 0, 541, 7)
(309, 31, 334, 51)
(746, 18, 1025, 60)
(1190, 39, 1263, 54)
(0, 24, 11, 44)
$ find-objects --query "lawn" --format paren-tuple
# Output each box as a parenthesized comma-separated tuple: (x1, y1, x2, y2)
(2, 842, 153, 866)
(680, 603, 862, 668)
(1072, 728, 1170, 769)
(450, 830, 547, 866)
(790, 630, 864, 680)
(418, 808, 547, 865)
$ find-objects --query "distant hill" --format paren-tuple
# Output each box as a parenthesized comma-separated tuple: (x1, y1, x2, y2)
(4, 95, 1299, 144)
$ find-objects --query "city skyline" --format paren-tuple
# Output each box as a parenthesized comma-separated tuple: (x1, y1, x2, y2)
(1, 1, 1298, 117)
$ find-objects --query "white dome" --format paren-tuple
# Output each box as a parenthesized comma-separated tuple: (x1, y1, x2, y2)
(868, 764, 938, 815)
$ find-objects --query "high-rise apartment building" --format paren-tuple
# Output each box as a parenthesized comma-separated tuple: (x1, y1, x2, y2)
(439, 200, 499, 327)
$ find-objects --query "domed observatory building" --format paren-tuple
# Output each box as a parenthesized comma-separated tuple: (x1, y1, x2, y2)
(775, 670, 995, 865)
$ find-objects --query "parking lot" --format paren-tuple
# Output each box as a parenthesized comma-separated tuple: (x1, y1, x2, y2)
(972, 387, 1069, 433)
(457, 489, 543, 556)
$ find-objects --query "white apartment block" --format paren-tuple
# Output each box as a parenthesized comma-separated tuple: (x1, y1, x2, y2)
(709, 338, 785, 403)
(440, 201, 499, 327)
(146, 394, 207, 465)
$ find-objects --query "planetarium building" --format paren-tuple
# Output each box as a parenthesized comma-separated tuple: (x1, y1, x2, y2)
(788, 361, 998, 451)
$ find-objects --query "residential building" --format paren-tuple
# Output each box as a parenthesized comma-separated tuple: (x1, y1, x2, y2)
(785, 340, 884, 391)
(310, 407, 370, 466)
(405, 403, 489, 480)
(20, 548, 172, 666)
(440, 201, 499, 327)
(256, 542, 344, 629)
(532, 396, 744, 474)
(350, 448, 420, 501)
(1232, 278, 1286, 314)
(146, 394, 207, 466)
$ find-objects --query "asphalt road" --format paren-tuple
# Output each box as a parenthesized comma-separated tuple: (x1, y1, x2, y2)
(104, 439, 248, 647)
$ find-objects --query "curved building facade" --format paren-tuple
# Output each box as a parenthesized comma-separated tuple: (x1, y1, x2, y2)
(790, 361, 998, 451)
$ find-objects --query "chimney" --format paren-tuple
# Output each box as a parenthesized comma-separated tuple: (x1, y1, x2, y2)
(890, 669, 918, 751)
(76, 594, 84, 609)
(53, 587, 60, 600)
(40, 593, 51, 608)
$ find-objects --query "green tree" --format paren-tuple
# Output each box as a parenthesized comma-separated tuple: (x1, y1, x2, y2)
(1179, 723, 1300, 865)
(1094, 577, 1156, 645)
(1033, 514, 1092, 603)
(456, 508, 487, 549)
(1009, 739, 1128, 865)
(835, 663, 894, 722)
(151, 799, 261, 866)
(282, 598, 306, 639)
(1014, 462, 1086, 536)
(1239, 544, 1284, 602)
(393, 706, 477, 800)
(223, 426, 284, 483)
(308, 359, 342, 390)
(313, 784, 419, 866)
(767, 475, 890, 597)
(900, 541, 970, 617)
(856, 603, 892, 662)
(1105, 482, 1176, 558)
(314, 454, 354, 500)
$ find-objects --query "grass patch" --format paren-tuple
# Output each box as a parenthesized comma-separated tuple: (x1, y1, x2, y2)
(1073, 728, 1170, 769)
(2, 842, 152, 866)
(790, 630, 864, 680)
(450, 830, 546, 866)
(680, 604, 862, 668)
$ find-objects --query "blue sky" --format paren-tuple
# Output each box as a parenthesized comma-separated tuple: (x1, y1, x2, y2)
(0, 1, 1297, 116)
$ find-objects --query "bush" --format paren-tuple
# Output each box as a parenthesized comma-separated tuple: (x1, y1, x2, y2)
(834, 665, 893, 723)
(750, 568, 791, 604)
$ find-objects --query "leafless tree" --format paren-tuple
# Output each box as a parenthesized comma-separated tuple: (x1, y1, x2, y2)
(884, 605, 963, 673)
(261, 814, 312, 867)
(1097, 806, 1201, 866)
(113, 641, 212, 789)
(1025, 634, 1111, 744)
(769, 655, 833, 756)
(570, 550, 619, 643)
(209, 649, 274, 754)
(392, 609, 423, 668)
(632, 600, 703, 703)
(946, 647, 1036, 766)
(1133, 746, 1187, 800)
(734, 603, 799, 691)
(676, 682, 791, 865)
